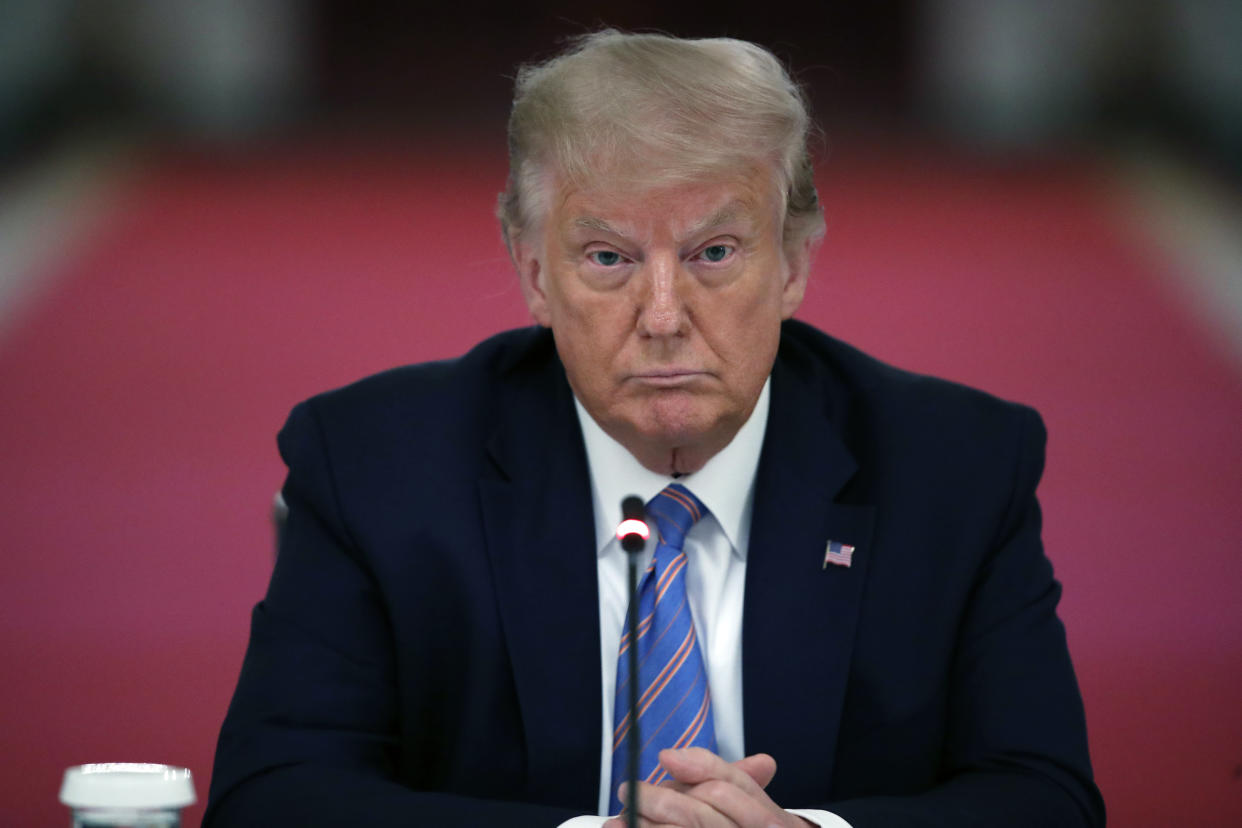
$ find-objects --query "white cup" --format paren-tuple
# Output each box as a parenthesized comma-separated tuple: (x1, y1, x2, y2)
(60, 764, 196, 827)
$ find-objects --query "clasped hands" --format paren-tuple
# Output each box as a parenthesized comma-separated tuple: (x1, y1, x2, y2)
(603, 747, 813, 828)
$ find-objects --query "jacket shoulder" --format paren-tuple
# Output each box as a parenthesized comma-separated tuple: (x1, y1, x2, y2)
(778, 319, 1046, 508)
(311, 326, 553, 416)
(277, 326, 557, 480)
(780, 318, 1043, 440)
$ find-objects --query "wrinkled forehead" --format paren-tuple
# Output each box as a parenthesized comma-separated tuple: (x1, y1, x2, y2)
(575, 141, 782, 196)
(558, 167, 780, 238)
(529, 154, 786, 236)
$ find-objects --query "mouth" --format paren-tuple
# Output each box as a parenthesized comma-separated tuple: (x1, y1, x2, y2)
(630, 370, 707, 388)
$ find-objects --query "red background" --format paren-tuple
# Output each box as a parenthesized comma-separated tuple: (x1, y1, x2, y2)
(1, 138, 1240, 826)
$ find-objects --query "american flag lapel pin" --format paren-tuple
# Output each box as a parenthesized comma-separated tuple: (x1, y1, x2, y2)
(823, 539, 855, 569)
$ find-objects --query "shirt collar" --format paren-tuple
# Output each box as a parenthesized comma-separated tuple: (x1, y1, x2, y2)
(574, 377, 770, 561)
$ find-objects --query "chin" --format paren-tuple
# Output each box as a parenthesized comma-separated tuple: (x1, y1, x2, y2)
(637, 399, 721, 446)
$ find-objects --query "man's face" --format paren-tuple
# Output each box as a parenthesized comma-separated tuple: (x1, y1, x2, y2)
(514, 165, 808, 475)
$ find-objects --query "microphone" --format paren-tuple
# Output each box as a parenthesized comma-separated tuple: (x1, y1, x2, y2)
(615, 496, 648, 828)
(617, 496, 649, 553)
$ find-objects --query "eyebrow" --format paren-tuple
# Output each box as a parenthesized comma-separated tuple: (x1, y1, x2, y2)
(570, 200, 755, 240)
(686, 201, 753, 237)
(572, 216, 621, 235)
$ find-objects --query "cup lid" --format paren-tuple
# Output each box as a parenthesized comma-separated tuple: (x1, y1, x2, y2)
(60, 764, 196, 809)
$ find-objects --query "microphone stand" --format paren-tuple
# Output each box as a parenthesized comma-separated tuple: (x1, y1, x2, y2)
(625, 547, 640, 828)
(618, 495, 647, 828)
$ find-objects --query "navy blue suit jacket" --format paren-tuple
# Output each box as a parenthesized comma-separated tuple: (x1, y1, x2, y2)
(206, 321, 1104, 827)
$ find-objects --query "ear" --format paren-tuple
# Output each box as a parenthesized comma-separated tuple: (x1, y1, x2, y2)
(780, 236, 813, 319)
(512, 235, 552, 327)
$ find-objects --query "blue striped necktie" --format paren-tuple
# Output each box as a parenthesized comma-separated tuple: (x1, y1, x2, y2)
(610, 483, 717, 813)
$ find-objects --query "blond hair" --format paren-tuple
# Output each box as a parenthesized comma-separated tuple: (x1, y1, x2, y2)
(498, 30, 823, 255)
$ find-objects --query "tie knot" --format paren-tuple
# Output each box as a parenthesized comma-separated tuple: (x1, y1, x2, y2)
(647, 484, 708, 551)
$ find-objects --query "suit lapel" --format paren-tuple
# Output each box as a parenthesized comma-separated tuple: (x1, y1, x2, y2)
(743, 343, 875, 804)
(477, 338, 602, 811)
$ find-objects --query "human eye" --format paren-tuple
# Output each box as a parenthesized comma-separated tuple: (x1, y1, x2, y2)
(587, 249, 626, 267)
(695, 243, 735, 264)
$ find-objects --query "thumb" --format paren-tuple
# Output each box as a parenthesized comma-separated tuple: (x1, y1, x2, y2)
(733, 753, 778, 788)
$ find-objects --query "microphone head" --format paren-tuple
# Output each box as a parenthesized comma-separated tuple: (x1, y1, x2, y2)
(617, 496, 649, 553)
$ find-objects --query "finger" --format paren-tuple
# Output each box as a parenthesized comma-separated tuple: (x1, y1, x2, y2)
(603, 814, 680, 828)
(605, 815, 691, 828)
(679, 776, 786, 828)
(656, 778, 692, 794)
(622, 778, 734, 828)
(603, 817, 680, 828)
(652, 752, 776, 793)
(732, 753, 778, 789)
(620, 781, 687, 811)
(657, 747, 767, 797)
(620, 779, 690, 801)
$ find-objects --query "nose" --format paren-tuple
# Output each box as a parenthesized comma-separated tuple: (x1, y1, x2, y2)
(636, 256, 689, 339)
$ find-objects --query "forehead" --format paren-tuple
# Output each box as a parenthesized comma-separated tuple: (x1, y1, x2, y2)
(550, 165, 781, 238)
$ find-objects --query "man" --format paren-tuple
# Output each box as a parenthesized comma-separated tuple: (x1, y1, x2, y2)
(206, 31, 1104, 827)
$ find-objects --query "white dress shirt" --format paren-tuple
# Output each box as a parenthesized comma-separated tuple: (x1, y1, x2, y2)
(557, 380, 849, 828)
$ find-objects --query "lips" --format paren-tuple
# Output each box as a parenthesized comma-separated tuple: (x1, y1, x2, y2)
(630, 370, 706, 387)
